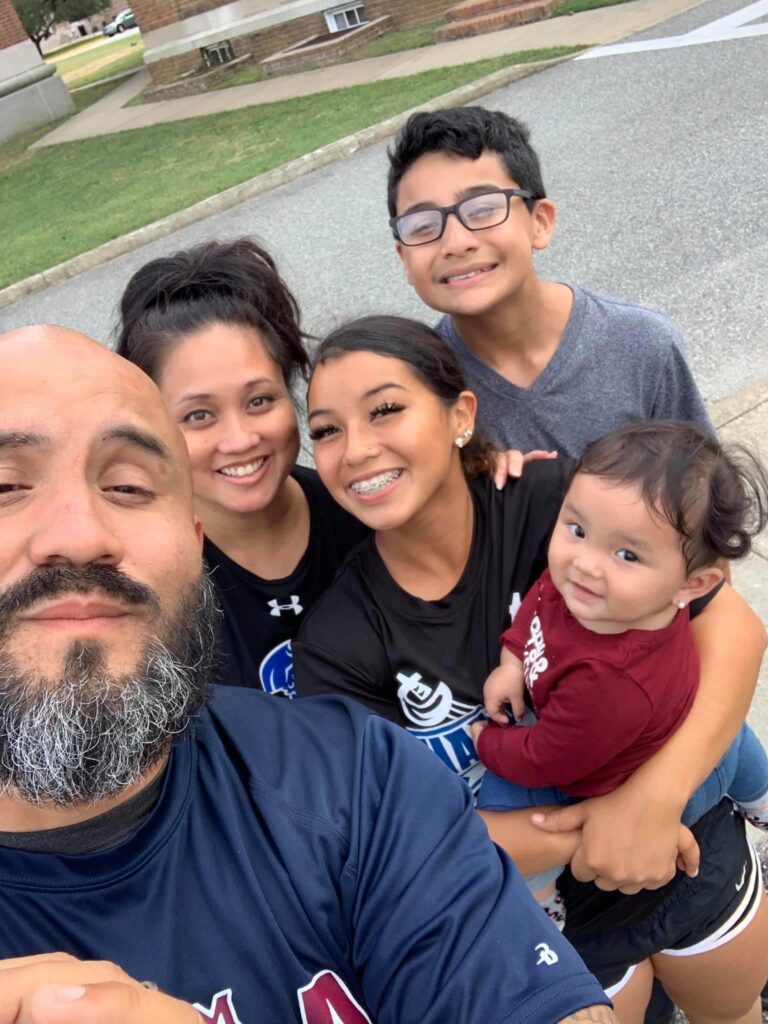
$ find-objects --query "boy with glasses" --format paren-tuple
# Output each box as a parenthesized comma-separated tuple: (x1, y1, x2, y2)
(386, 106, 712, 457)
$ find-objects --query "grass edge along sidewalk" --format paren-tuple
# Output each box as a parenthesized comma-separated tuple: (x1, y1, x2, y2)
(0, 50, 580, 310)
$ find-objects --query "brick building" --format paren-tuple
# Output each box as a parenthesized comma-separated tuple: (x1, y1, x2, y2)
(0, 0, 73, 142)
(131, 0, 451, 85)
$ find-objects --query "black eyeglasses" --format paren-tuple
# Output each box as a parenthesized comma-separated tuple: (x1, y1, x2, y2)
(390, 188, 539, 246)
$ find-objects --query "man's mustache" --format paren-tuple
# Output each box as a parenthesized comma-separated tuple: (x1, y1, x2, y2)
(0, 565, 160, 628)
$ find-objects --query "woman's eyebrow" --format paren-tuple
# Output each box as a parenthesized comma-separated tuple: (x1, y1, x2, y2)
(178, 377, 275, 404)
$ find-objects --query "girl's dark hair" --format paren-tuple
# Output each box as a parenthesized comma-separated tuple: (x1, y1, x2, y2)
(115, 238, 310, 389)
(311, 315, 496, 480)
(576, 421, 768, 573)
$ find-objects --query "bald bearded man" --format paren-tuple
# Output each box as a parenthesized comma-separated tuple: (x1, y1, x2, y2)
(0, 327, 611, 1024)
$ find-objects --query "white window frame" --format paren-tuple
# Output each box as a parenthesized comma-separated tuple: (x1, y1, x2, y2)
(323, 3, 366, 33)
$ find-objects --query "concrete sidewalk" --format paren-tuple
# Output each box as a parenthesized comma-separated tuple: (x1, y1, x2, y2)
(33, 0, 704, 147)
(711, 379, 768, 745)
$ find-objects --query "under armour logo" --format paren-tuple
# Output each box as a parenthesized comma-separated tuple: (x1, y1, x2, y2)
(535, 942, 559, 966)
(268, 596, 303, 617)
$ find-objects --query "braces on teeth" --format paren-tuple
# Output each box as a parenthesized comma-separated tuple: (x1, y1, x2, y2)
(350, 470, 401, 494)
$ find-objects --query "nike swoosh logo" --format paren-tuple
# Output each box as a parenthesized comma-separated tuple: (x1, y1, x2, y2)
(735, 863, 747, 891)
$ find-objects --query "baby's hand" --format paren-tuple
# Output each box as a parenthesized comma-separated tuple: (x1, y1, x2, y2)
(469, 721, 487, 747)
(483, 663, 526, 725)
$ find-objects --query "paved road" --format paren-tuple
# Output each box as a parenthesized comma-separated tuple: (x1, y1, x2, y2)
(2, 0, 766, 404)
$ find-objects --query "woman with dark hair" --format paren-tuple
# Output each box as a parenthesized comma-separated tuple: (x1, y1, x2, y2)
(116, 238, 368, 693)
(293, 315, 768, 1024)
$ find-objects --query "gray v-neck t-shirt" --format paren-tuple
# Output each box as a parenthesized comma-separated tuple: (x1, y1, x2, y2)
(436, 285, 712, 458)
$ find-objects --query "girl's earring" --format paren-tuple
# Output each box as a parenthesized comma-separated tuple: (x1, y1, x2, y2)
(455, 428, 473, 449)
(678, 601, 686, 610)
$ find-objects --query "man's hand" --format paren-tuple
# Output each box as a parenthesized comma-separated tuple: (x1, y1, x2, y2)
(492, 449, 557, 490)
(0, 954, 200, 1024)
(530, 785, 700, 893)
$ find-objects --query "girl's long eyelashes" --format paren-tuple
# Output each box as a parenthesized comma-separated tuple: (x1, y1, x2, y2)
(308, 424, 338, 441)
(370, 401, 405, 419)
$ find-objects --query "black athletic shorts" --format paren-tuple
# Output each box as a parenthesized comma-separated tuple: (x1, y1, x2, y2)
(560, 799, 757, 990)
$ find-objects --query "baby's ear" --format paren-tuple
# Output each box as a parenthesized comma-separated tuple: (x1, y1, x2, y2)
(675, 565, 724, 607)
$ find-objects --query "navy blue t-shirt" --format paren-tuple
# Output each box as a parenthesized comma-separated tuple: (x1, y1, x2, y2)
(0, 688, 607, 1023)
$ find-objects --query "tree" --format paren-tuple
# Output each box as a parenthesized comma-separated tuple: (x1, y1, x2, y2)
(13, 0, 110, 54)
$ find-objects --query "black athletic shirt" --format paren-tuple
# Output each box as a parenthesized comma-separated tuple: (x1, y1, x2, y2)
(293, 459, 571, 792)
(205, 465, 368, 694)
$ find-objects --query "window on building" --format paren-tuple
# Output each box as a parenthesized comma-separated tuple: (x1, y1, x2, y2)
(201, 40, 235, 68)
(324, 3, 366, 33)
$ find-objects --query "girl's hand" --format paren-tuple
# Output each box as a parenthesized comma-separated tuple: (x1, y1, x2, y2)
(492, 449, 557, 490)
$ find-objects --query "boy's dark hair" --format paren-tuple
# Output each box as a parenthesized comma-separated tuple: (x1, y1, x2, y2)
(115, 238, 310, 390)
(387, 107, 546, 218)
(311, 315, 496, 480)
(576, 421, 768, 574)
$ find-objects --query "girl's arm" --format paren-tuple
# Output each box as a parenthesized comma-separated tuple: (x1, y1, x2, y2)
(532, 583, 766, 891)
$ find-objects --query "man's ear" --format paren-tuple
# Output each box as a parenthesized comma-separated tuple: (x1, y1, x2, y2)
(194, 516, 205, 550)
(531, 198, 557, 252)
(675, 565, 724, 608)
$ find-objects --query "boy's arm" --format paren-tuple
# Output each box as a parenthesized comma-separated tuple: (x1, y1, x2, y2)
(533, 583, 766, 891)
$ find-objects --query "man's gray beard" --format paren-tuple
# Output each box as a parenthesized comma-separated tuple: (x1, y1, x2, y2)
(0, 573, 220, 807)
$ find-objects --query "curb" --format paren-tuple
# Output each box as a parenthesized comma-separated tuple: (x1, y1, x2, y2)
(0, 55, 571, 311)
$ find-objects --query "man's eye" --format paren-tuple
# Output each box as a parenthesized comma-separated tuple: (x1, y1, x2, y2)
(567, 523, 585, 539)
(105, 485, 155, 500)
(617, 549, 639, 563)
(308, 424, 339, 441)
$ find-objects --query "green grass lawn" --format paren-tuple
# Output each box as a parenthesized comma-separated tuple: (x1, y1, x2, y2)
(46, 33, 144, 88)
(551, 0, 634, 15)
(44, 35, 110, 60)
(351, 18, 444, 59)
(1, 46, 582, 290)
(71, 79, 127, 111)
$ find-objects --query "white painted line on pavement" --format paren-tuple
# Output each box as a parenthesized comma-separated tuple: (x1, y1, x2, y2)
(577, 0, 768, 58)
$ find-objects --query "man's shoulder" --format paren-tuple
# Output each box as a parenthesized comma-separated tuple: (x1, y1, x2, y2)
(197, 688, 374, 824)
(197, 687, 459, 826)
(203, 684, 372, 743)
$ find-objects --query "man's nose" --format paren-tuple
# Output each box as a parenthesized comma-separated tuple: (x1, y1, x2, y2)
(27, 487, 124, 568)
